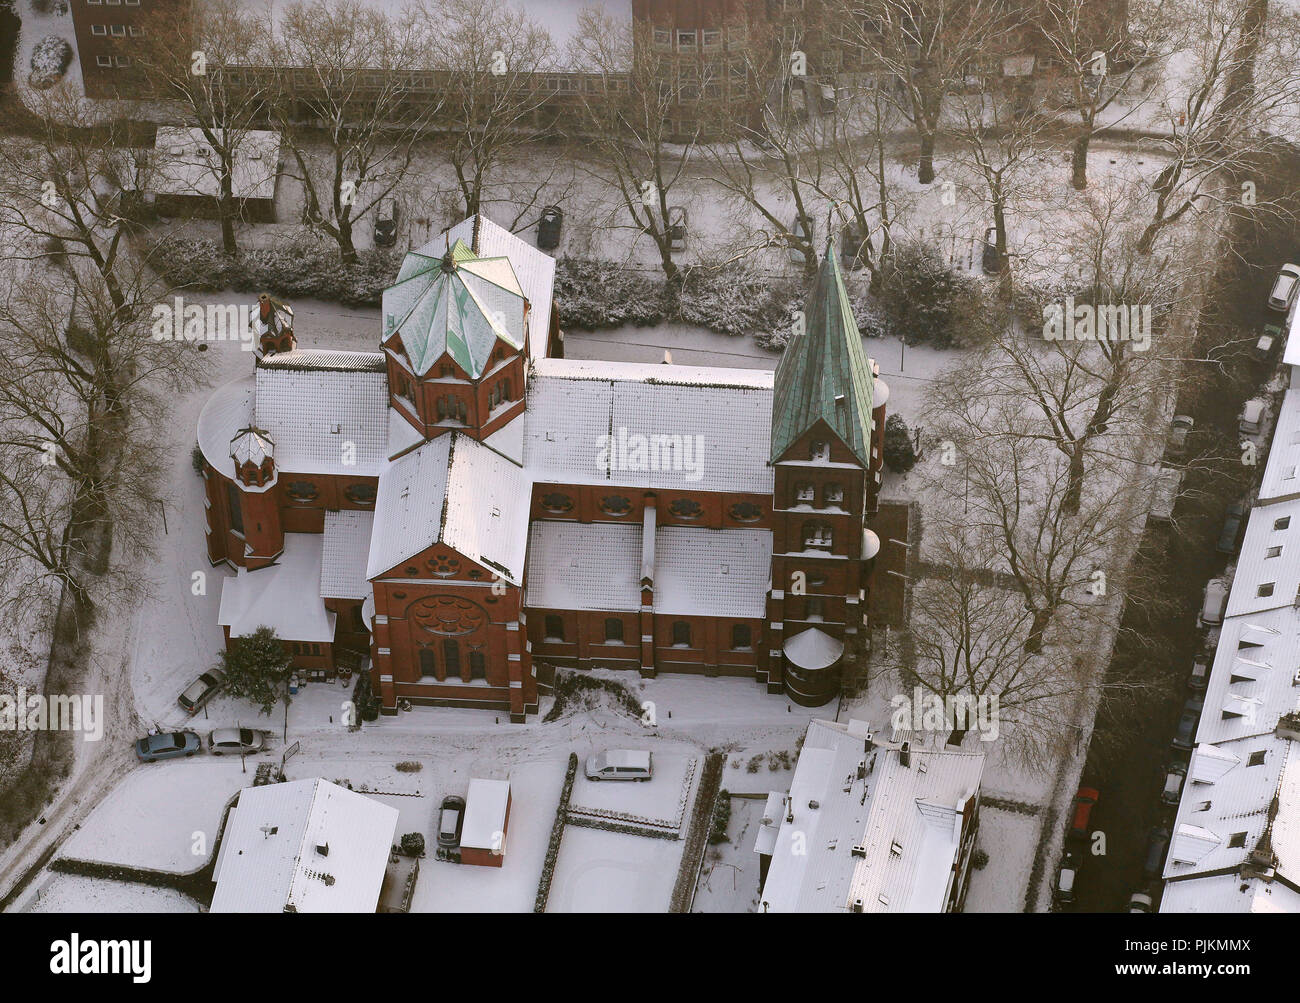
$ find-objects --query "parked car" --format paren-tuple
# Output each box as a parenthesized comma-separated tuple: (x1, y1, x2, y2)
(1239, 398, 1266, 435)
(1197, 580, 1228, 629)
(207, 727, 266, 756)
(1128, 891, 1153, 913)
(666, 206, 688, 252)
(178, 669, 225, 715)
(1256, 324, 1282, 361)
(1055, 848, 1081, 904)
(1172, 696, 1204, 752)
(536, 205, 563, 250)
(1160, 762, 1187, 806)
(437, 794, 466, 849)
(585, 749, 653, 782)
(788, 214, 813, 264)
(981, 226, 1001, 275)
(373, 198, 399, 247)
(1266, 263, 1300, 312)
(840, 221, 870, 271)
(135, 730, 201, 763)
(1166, 415, 1194, 460)
(1069, 786, 1100, 838)
(1187, 656, 1209, 692)
(1144, 827, 1171, 879)
(1216, 501, 1247, 555)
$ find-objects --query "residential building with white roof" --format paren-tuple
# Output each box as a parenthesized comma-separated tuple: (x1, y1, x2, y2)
(196, 212, 891, 720)
(211, 778, 399, 913)
(1162, 318, 1300, 912)
(756, 719, 984, 913)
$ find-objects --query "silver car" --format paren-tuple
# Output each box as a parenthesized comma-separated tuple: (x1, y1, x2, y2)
(178, 668, 225, 715)
(1267, 264, 1300, 312)
(207, 727, 267, 756)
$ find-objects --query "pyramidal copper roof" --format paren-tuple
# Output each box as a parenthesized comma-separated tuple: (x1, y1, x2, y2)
(381, 238, 526, 380)
(770, 244, 875, 466)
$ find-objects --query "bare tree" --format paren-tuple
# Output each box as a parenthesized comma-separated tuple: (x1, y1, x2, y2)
(568, 9, 701, 290)
(423, 0, 558, 219)
(902, 520, 1100, 770)
(836, 0, 1012, 184)
(266, 0, 438, 263)
(135, 0, 275, 255)
(1035, 0, 1178, 189)
(1134, 0, 1300, 253)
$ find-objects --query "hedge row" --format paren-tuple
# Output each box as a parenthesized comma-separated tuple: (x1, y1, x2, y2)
(533, 752, 579, 913)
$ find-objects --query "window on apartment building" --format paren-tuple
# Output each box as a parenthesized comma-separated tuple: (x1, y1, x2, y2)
(677, 30, 697, 49)
(732, 624, 752, 649)
(825, 483, 845, 504)
(1276, 516, 1291, 530)
(1258, 583, 1275, 598)
(106, 0, 120, 5)
(604, 618, 624, 643)
(672, 621, 691, 647)
(702, 29, 722, 49)
(87, 0, 102, 4)
(1267, 545, 1283, 557)
(96, 55, 113, 66)
(129, 25, 144, 36)
(653, 27, 670, 49)
(115, 55, 129, 66)
(1249, 750, 1267, 766)
(110, 24, 125, 36)
(544, 615, 564, 641)
(795, 482, 814, 502)
(125, 0, 140, 5)
(91, 24, 106, 35)
(226, 482, 244, 534)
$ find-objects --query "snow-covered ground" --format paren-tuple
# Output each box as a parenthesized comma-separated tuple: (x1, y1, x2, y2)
(546, 826, 684, 913)
(20, 874, 199, 913)
(692, 794, 766, 914)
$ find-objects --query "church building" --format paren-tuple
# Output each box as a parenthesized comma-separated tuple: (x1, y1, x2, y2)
(196, 214, 890, 721)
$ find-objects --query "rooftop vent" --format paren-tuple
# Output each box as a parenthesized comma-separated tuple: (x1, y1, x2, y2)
(259, 825, 278, 838)
(808, 799, 820, 810)
(851, 844, 867, 858)
(316, 842, 329, 857)
(890, 840, 903, 857)
(851, 897, 864, 913)
(899, 741, 911, 768)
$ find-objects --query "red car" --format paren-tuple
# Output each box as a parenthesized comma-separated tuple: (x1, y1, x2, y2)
(1069, 787, 1100, 838)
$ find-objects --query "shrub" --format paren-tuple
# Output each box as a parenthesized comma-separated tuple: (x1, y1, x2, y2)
(191, 444, 206, 476)
(399, 832, 425, 856)
(394, 761, 422, 773)
(144, 235, 403, 308)
(352, 671, 381, 723)
(972, 849, 990, 870)
(883, 414, 918, 473)
(708, 790, 732, 844)
(553, 257, 665, 330)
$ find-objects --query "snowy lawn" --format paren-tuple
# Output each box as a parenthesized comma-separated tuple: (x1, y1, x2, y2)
(546, 826, 685, 913)
(59, 761, 252, 871)
(964, 806, 1041, 913)
(21, 874, 199, 914)
(692, 794, 766, 914)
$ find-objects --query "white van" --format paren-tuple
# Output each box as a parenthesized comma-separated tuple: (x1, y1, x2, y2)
(1198, 579, 1228, 629)
(585, 749, 652, 782)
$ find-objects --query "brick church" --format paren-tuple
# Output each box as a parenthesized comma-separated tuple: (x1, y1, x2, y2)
(197, 215, 890, 722)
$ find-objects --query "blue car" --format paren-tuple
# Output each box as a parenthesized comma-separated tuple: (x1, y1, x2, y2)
(135, 731, 201, 763)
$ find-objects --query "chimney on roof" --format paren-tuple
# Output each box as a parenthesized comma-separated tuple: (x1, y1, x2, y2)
(899, 741, 910, 768)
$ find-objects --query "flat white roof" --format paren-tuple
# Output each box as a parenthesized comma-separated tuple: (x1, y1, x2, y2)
(461, 778, 511, 851)
(151, 127, 280, 202)
(218, 533, 337, 642)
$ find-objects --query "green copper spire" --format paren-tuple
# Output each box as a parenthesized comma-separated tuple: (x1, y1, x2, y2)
(770, 242, 875, 467)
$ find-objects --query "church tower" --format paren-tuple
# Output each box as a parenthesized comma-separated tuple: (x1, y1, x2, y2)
(767, 244, 887, 706)
(380, 239, 530, 445)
